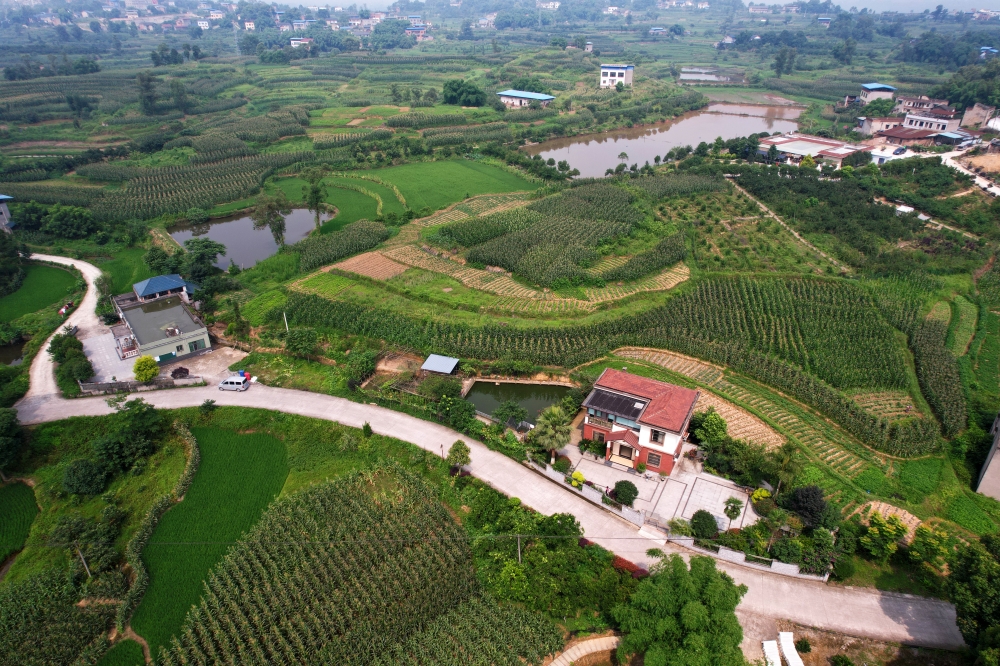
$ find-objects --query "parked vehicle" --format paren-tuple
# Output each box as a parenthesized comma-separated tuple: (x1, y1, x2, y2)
(218, 375, 250, 391)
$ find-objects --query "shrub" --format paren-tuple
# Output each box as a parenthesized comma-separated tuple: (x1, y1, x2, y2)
(62, 459, 107, 495)
(48, 332, 83, 363)
(446, 440, 470, 468)
(552, 457, 570, 473)
(833, 556, 856, 580)
(133, 355, 159, 383)
(199, 399, 217, 416)
(284, 328, 318, 357)
(691, 509, 718, 539)
(830, 656, 855, 666)
(668, 518, 693, 536)
(753, 498, 777, 516)
(614, 480, 639, 507)
(795, 638, 811, 653)
(362, 422, 373, 438)
(788, 485, 827, 529)
(772, 536, 803, 564)
(860, 512, 908, 562)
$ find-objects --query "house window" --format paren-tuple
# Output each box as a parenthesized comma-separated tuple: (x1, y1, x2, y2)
(651, 429, 663, 443)
(176, 345, 183, 353)
(647, 452, 662, 468)
(188, 339, 206, 353)
(596, 432, 605, 443)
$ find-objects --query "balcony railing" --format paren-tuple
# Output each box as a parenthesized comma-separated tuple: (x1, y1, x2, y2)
(587, 416, 613, 430)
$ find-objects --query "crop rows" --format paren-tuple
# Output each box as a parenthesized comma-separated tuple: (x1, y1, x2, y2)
(92, 152, 312, 220)
(583, 263, 689, 302)
(424, 123, 513, 147)
(295, 220, 391, 272)
(694, 390, 786, 449)
(293, 272, 355, 298)
(386, 112, 467, 129)
(601, 231, 686, 282)
(313, 129, 393, 150)
(454, 192, 531, 216)
(633, 173, 728, 200)
(77, 162, 152, 182)
(241, 290, 287, 327)
(333, 251, 409, 280)
(0, 182, 104, 206)
(382, 246, 547, 299)
(160, 469, 480, 665)
(370, 596, 561, 666)
(949, 295, 978, 356)
(441, 209, 543, 247)
(912, 318, 966, 436)
(852, 391, 921, 421)
(283, 272, 939, 455)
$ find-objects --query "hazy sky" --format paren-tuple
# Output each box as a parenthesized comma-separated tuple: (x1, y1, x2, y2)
(854, 0, 986, 12)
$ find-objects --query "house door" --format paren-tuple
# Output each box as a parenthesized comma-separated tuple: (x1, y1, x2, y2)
(618, 445, 634, 460)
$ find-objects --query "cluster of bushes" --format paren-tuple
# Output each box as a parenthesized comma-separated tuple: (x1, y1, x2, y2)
(60, 398, 165, 496)
(48, 330, 94, 393)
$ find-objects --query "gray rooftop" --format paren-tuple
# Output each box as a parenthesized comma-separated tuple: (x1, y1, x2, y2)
(121, 296, 203, 346)
(421, 354, 459, 374)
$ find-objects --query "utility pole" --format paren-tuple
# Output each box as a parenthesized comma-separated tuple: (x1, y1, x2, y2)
(75, 542, 92, 578)
(283, 311, 289, 332)
(517, 534, 522, 564)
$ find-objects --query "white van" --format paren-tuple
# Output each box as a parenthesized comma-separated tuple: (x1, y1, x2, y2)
(218, 375, 250, 391)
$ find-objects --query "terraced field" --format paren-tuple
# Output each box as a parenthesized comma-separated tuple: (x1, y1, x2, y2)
(853, 391, 922, 421)
(583, 264, 690, 303)
(333, 251, 409, 280)
(613, 346, 878, 515)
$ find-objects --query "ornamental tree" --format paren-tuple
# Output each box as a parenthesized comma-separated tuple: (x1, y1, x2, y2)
(133, 355, 159, 383)
(446, 440, 471, 469)
(859, 511, 908, 563)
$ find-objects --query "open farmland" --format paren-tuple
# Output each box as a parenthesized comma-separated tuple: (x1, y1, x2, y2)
(0, 482, 37, 563)
(332, 251, 409, 280)
(130, 428, 288, 656)
(0, 264, 76, 323)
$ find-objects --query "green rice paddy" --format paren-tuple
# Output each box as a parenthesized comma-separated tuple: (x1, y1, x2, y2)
(0, 482, 37, 563)
(130, 428, 288, 656)
(0, 264, 76, 322)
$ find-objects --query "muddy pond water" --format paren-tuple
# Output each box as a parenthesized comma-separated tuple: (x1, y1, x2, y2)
(525, 103, 802, 178)
(168, 208, 331, 270)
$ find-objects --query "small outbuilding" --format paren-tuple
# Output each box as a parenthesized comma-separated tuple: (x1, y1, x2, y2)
(421, 354, 459, 375)
(496, 90, 555, 108)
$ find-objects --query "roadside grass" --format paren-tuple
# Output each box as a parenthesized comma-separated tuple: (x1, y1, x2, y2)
(5, 415, 187, 583)
(96, 248, 156, 295)
(0, 482, 38, 562)
(833, 553, 939, 598)
(0, 264, 76, 322)
(130, 428, 289, 657)
(94, 640, 145, 666)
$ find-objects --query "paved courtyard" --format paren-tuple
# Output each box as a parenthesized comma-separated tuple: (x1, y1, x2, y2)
(83, 333, 135, 382)
(570, 444, 756, 531)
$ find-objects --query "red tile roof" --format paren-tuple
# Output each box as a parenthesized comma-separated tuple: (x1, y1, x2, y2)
(593, 368, 700, 433)
(605, 430, 639, 446)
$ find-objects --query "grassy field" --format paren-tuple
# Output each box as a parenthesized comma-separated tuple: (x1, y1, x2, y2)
(949, 295, 978, 357)
(94, 640, 145, 666)
(96, 248, 156, 296)
(320, 186, 381, 233)
(130, 428, 289, 656)
(0, 264, 76, 323)
(378, 160, 534, 211)
(0, 482, 37, 563)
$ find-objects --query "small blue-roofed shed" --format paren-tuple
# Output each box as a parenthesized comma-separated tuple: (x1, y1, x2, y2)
(859, 82, 896, 105)
(421, 354, 460, 375)
(0, 194, 13, 234)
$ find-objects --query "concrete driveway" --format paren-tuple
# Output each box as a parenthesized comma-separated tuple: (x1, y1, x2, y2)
(13, 256, 967, 652)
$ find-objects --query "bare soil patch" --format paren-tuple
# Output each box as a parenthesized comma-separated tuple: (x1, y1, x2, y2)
(332, 251, 408, 280)
(966, 153, 1000, 174)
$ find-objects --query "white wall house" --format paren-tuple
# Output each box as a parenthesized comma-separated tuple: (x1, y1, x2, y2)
(600, 63, 634, 88)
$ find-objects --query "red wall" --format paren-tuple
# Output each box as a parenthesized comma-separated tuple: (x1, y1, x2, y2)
(582, 423, 675, 475)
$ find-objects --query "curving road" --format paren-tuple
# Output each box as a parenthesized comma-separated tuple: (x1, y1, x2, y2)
(14, 257, 966, 652)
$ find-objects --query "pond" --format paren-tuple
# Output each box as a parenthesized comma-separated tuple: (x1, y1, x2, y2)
(464, 381, 572, 425)
(0, 340, 25, 366)
(524, 103, 802, 178)
(168, 209, 331, 270)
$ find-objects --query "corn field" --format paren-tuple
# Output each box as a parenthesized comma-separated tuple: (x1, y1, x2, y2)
(601, 231, 686, 282)
(632, 173, 728, 200)
(158, 467, 529, 665)
(295, 220, 391, 272)
(423, 123, 513, 147)
(441, 209, 543, 247)
(386, 112, 467, 129)
(912, 319, 966, 436)
(90, 152, 312, 220)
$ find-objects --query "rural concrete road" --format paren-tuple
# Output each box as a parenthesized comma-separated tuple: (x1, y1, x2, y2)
(14, 257, 966, 651)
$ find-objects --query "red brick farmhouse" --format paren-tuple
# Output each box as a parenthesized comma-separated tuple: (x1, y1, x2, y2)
(582, 369, 700, 475)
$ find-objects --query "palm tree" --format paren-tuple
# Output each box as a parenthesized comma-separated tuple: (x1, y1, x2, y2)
(772, 441, 802, 496)
(618, 151, 629, 163)
(532, 405, 571, 464)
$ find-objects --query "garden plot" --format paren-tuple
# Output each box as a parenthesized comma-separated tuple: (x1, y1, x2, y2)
(583, 263, 690, 303)
(857, 501, 923, 542)
(694, 391, 785, 450)
(614, 347, 724, 385)
(853, 391, 922, 421)
(333, 251, 408, 280)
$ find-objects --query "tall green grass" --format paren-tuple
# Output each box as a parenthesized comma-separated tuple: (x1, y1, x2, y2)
(0, 264, 76, 322)
(94, 640, 145, 666)
(97, 248, 155, 295)
(130, 428, 288, 657)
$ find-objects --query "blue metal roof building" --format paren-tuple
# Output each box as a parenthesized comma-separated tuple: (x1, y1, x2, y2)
(496, 89, 556, 101)
(861, 83, 897, 92)
(132, 274, 198, 300)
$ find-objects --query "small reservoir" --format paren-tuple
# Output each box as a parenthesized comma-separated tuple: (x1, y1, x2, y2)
(168, 209, 330, 269)
(464, 381, 573, 425)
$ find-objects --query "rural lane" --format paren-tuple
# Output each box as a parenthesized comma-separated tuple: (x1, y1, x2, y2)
(14, 257, 966, 651)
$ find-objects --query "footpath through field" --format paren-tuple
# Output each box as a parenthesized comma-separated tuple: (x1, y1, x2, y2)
(15, 259, 965, 652)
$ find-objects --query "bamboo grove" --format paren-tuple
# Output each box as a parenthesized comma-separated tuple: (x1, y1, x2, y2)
(159, 467, 559, 665)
